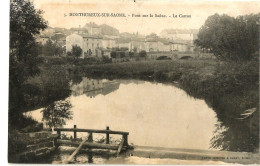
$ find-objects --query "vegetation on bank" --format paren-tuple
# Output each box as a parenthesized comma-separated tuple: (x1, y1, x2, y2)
(68, 57, 258, 152)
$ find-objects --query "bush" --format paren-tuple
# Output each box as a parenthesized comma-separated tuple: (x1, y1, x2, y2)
(8, 130, 27, 160)
(180, 56, 192, 60)
(138, 50, 147, 57)
(156, 56, 171, 60)
(67, 51, 72, 56)
(111, 51, 116, 58)
(119, 51, 125, 58)
(71, 45, 82, 58)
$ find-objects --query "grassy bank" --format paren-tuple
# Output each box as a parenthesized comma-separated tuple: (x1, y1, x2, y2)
(74, 59, 217, 80)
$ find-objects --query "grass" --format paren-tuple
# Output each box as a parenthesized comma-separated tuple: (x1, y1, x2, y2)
(75, 59, 217, 80)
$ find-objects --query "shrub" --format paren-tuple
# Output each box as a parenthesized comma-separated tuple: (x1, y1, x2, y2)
(138, 50, 147, 57)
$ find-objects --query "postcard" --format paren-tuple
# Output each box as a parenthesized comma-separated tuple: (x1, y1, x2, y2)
(8, 0, 259, 164)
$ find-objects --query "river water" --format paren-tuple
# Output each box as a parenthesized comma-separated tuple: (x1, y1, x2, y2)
(27, 77, 219, 163)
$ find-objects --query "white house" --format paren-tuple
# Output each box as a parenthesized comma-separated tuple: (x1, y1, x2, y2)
(66, 34, 84, 58)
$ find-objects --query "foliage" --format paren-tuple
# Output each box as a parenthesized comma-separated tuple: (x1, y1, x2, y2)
(67, 51, 72, 56)
(40, 65, 72, 104)
(111, 51, 117, 58)
(119, 51, 126, 58)
(24, 64, 72, 112)
(129, 52, 135, 57)
(9, 0, 47, 127)
(138, 50, 147, 57)
(42, 39, 64, 56)
(102, 56, 112, 63)
(179, 60, 259, 152)
(71, 45, 83, 59)
(8, 130, 27, 161)
(195, 13, 259, 61)
(146, 33, 159, 39)
(41, 100, 73, 128)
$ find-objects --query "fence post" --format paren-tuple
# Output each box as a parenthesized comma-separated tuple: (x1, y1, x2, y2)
(88, 132, 93, 142)
(74, 125, 77, 141)
(123, 134, 128, 146)
(57, 130, 61, 139)
(106, 126, 109, 144)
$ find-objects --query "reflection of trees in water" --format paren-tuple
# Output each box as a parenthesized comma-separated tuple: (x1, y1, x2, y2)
(41, 100, 73, 128)
(14, 65, 72, 126)
(209, 96, 259, 152)
(69, 69, 83, 85)
(40, 66, 72, 104)
(211, 117, 259, 152)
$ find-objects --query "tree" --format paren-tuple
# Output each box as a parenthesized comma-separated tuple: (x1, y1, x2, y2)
(146, 33, 159, 39)
(195, 13, 259, 61)
(9, 0, 47, 126)
(41, 100, 73, 128)
(42, 39, 64, 56)
(71, 45, 83, 59)
(138, 50, 147, 57)
(42, 39, 55, 56)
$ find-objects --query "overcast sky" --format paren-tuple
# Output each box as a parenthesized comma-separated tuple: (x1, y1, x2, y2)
(33, 0, 260, 35)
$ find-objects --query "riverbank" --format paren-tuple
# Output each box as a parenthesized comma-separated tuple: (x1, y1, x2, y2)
(24, 57, 259, 152)
(67, 58, 258, 152)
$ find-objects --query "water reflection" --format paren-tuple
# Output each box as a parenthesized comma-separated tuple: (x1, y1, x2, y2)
(70, 77, 120, 98)
(30, 77, 218, 150)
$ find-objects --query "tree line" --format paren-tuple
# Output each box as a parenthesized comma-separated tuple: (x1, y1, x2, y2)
(195, 13, 259, 61)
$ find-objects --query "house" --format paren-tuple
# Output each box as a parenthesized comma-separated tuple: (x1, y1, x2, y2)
(101, 37, 116, 49)
(70, 27, 88, 35)
(170, 40, 191, 52)
(35, 36, 51, 45)
(57, 36, 66, 47)
(115, 38, 132, 50)
(82, 34, 102, 57)
(70, 77, 103, 97)
(84, 22, 101, 35)
(130, 38, 146, 52)
(160, 29, 199, 43)
(66, 34, 84, 58)
(66, 33, 104, 58)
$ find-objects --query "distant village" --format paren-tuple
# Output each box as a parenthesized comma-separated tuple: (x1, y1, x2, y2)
(36, 22, 204, 60)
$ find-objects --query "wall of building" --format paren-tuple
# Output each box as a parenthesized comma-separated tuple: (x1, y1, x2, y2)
(102, 39, 116, 49)
(66, 34, 84, 58)
(83, 37, 102, 57)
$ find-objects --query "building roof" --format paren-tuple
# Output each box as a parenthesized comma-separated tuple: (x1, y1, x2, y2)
(161, 29, 199, 35)
(84, 22, 100, 28)
(39, 35, 50, 38)
(70, 27, 88, 32)
(81, 34, 102, 39)
(115, 38, 132, 44)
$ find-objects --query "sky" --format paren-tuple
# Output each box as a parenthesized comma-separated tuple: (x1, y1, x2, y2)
(33, 0, 260, 35)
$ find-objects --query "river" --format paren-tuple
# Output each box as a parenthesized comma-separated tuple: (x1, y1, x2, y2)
(27, 77, 220, 163)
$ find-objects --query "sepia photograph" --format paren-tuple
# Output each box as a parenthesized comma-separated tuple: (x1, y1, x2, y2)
(8, 0, 259, 164)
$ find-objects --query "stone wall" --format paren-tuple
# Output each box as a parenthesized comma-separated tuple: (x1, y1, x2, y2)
(9, 131, 58, 163)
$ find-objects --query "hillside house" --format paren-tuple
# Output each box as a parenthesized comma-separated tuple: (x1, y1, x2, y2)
(84, 22, 101, 35)
(36, 36, 51, 45)
(160, 29, 199, 43)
